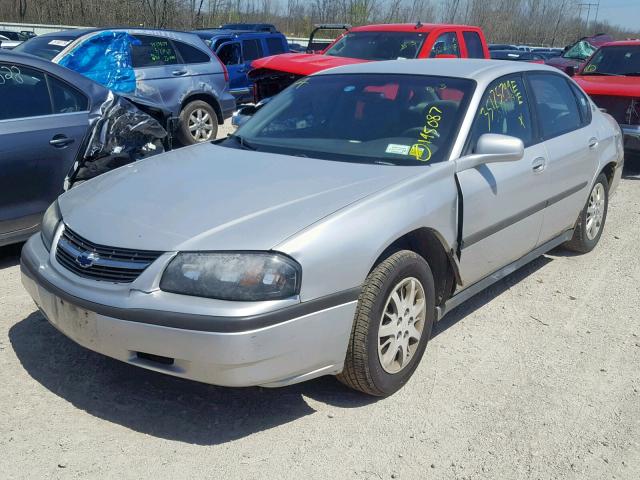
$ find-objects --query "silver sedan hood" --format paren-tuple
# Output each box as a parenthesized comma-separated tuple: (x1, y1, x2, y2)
(59, 143, 416, 251)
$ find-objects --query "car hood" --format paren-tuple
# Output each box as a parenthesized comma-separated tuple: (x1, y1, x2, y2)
(251, 53, 367, 76)
(545, 56, 583, 69)
(574, 75, 640, 97)
(59, 143, 415, 252)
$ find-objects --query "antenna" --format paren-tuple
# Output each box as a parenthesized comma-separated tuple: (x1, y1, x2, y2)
(415, 20, 423, 29)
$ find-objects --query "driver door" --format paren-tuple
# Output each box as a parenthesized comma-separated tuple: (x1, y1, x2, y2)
(456, 74, 548, 286)
(216, 41, 245, 95)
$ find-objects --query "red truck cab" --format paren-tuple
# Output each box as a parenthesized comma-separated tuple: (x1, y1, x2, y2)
(250, 23, 489, 101)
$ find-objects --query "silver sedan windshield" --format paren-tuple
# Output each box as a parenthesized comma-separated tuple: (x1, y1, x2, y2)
(228, 74, 475, 165)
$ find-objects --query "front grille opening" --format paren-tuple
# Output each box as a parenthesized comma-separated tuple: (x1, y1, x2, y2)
(55, 226, 163, 283)
(136, 352, 175, 366)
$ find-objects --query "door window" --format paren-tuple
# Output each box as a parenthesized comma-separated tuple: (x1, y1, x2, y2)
(174, 41, 210, 64)
(217, 43, 241, 65)
(463, 31, 484, 58)
(0, 63, 52, 120)
(469, 75, 533, 148)
(131, 35, 178, 67)
(429, 32, 460, 58)
(48, 76, 89, 113)
(570, 82, 592, 126)
(266, 37, 285, 55)
(242, 39, 263, 61)
(528, 73, 583, 138)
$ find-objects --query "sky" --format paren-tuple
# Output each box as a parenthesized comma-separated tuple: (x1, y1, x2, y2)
(595, 0, 640, 31)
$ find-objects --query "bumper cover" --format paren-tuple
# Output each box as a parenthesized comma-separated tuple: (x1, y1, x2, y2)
(20, 235, 358, 387)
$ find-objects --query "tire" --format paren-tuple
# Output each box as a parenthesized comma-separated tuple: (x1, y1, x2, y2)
(564, 173, 609, 253)
(337, 250, 436, 397)
(177, 100, 218, 145)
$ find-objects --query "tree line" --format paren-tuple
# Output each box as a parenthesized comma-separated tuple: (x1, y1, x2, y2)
(1, 0, 637, 47)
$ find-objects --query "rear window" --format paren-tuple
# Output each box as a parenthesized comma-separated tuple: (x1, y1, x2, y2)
(463, 31, 485, 59)
(266, 37, 285, 55)
(174, 41, 210, 64)
(13, 36, 75, 60)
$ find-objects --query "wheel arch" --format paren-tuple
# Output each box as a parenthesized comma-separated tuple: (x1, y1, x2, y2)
(181, 93, 223, 124)
(370, 227, 461, 307)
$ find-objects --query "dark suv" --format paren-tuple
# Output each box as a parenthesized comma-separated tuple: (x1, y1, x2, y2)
(194, 28, 289, 104)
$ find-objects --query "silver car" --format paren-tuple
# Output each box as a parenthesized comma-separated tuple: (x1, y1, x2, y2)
(21, 60, 623, 396)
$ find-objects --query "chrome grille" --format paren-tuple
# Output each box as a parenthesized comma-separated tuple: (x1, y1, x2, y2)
(55, 226, 163, 283)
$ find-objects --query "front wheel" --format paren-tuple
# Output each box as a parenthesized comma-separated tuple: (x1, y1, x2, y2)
(337, 250, 436, 396)
(564, 173, 609, 253)
(177, 101, 218, 145)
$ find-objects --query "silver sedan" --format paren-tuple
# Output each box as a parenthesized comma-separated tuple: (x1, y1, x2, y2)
(21, 60, 623, 396)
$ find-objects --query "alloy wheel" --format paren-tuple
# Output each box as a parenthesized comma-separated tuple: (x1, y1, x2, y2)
(586, 183, 605, 240)
(377, 277, 426, 374)
(188, 108, 214, 142)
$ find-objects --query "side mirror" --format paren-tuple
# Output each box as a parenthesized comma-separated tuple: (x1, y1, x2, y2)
(566, 65, 576, 76)
(456, 134, 524, 173)
(231, 96, 272, 128)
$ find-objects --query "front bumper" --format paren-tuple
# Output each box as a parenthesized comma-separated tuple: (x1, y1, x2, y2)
(20, 234, 358, 388)
(622, 124, 640, 152)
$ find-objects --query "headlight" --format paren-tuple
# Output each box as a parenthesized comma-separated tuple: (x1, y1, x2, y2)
(41, 201, 62, 250)
(160, 252, 301, 301)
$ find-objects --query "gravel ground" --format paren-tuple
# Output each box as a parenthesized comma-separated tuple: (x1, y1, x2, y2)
(0, 158, 639, 480)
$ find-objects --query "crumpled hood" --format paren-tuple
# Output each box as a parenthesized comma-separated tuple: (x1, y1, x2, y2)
(59, 143, 414, 252)
(574, 75, 640, 98)
(251, 53, 367, 77)
(546, 56, 582, 71)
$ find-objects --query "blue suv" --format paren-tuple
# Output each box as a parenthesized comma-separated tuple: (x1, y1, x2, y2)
(194, 28, 289, 104)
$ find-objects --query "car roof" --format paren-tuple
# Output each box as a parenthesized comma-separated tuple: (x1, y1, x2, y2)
(35, 27, 202, 41)
(314, 58, 559, 81)
(0, 50, 109, 100)
(350, 23, 481, 33)
(601, 40, 640, 47)
(194, 29, 281, 37)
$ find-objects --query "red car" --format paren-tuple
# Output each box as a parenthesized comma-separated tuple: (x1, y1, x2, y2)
(250, 23, 489, 101)
(572, 40, 640, 152)
(546, 33, 613, 74)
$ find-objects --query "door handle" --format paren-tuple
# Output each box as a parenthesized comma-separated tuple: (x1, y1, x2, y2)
(532, 157, 546, 173)
(588, 137, 599, 149)
(172, 70, 188, 76)
(49, 135, 74, 148)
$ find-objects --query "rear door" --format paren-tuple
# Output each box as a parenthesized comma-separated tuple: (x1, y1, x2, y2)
(457, 74, 548, 286)
(216, 41, 244, 94)
(426, 31, 461, 58)
(0, 62, 88, 235)
(130, 34, 181, 114)
(526, 72, 597, 244)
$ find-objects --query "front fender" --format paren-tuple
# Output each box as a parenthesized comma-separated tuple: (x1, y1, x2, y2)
(276, 162, 459, 301)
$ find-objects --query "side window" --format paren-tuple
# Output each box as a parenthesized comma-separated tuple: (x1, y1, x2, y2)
(242, 39, 263, 61)
(217, 43, 241, 65)
(266, 37, 285, 55)
(470, 75, 533, 148)
(429, 32, 460, 58)
(131, 35, 178, 67)
(528, 73, 583, 139)
(463, 31, 484, 59)
(570, 82, 592, 126)
(174, 41, 210, 64)
(48, 76, 89, 113)
(0, 63, 52, 120)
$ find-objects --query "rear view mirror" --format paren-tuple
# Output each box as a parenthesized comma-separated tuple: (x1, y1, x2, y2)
(456, 134, 524, 173)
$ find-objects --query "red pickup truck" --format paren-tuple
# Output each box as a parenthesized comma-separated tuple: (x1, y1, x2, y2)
(250, 23, 490, 101)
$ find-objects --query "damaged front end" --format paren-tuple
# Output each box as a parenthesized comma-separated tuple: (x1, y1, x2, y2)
(249, 68, 303, 103)
(592, 95, 640, 152)
(65, 93, 174, 190)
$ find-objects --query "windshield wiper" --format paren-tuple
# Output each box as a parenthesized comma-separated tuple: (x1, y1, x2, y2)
(227, 134, 257, 151)
(582, 71, 622, 76)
